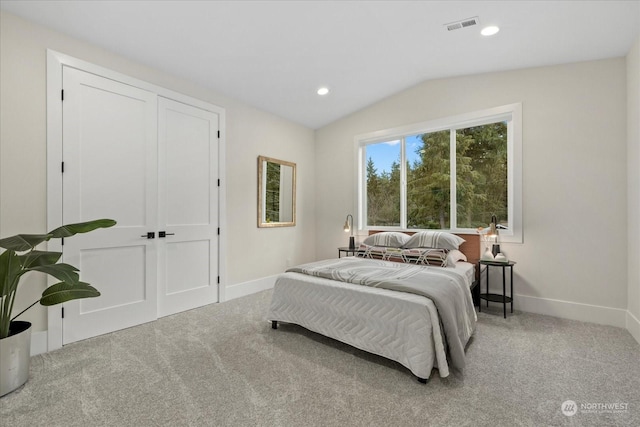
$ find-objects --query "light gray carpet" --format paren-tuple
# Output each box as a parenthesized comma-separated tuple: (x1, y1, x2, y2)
(1, 289, 639, 426)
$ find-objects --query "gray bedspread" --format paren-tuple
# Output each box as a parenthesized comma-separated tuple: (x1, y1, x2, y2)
(286, 257, 477, 371)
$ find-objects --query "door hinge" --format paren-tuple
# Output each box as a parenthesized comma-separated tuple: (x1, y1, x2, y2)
(61, 237, 64, 246)
(217, 179, 220, 187)
(61, 162, 65, 173)
(217, 228, 220, 235)
(217, 276, 220, 284)
(61, 89, 64, 101)
(217, 130, 220, 138)
(61, 307, 65, 318)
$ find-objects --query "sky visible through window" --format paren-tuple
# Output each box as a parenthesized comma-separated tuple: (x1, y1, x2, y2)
(367, 135, 423, 174)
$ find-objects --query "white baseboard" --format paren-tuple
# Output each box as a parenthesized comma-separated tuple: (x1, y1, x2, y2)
(31, 330, 48, 356)
(224, 275, 278, 301)
(514, 294, 627, 328)
(28, 284, 640, 354)
(626, 310, 640, 345)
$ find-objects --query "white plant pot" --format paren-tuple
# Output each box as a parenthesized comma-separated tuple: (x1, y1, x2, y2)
(0, 321, 32, 396)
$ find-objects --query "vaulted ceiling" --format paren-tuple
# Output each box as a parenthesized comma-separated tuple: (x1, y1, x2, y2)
(1, 1, 638, 129)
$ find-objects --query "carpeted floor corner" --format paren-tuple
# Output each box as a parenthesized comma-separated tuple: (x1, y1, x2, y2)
(1, 289, 639, 426)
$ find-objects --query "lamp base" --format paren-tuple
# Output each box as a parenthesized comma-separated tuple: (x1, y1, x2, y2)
(492, 244, 500, 257)
(349, 236, 356, 250)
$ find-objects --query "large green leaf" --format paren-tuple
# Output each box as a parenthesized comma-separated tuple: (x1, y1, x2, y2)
(39, 282, 100, 306)
(0, 249, 21, 298)
(28, 263, 80, 285)
(49, 219, 116, 238)
(18, 250, 62, 269)
(0, 234, 52, 251)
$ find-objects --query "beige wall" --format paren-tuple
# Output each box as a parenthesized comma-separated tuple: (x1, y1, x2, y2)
(628, 35, 640, 341)
(0, 11, 316, 332)
(315, 58, 628, 319)
(1, 9, 636, 337)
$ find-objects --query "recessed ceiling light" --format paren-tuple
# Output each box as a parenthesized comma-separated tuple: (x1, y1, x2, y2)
(481, 26, 500, 36)
(317, 87, 330, 96)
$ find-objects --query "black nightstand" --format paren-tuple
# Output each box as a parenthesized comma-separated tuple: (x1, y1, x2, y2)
(478, 260, 516, 318)
(338, 247, 357, 258)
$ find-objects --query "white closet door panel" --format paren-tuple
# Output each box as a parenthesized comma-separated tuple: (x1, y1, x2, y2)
(165, 108, 211, 226)
(166, 240, 210, 296)
(62, 67, 158, 344)
(78, 246, 147, 311)
(158, 97, 219, 317)
(75, 85, 148, 225)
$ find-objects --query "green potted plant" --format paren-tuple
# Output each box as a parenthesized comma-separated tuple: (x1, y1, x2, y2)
(0, 219, 116, 396)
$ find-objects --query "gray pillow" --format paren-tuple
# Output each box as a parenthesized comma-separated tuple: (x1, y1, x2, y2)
(362, 232, 410, 248)
(403, 231, 465, 250)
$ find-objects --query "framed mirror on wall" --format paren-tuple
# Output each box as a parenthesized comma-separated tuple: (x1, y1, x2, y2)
(258, 155, 296, 227)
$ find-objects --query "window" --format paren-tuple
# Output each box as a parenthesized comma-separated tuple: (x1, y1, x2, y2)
(356, 104, 522, 243)
(365, 140, 401, 226)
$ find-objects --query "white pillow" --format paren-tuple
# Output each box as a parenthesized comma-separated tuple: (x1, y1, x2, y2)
(445, 249, 467, 267)
(403, 231, 465, 250)
(362, 232, 410, 248)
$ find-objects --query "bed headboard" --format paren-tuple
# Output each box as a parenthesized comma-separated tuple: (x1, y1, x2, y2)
(367, 230, 481, 267)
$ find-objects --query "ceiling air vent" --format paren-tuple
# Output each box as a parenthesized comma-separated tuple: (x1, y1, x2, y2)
(445, 16, 479, 31)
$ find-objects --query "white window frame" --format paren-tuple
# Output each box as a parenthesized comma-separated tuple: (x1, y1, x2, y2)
(354, 103, 523, 243)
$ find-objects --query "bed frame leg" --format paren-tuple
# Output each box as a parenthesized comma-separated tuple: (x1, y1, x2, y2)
(417, 377, 427, 384)
(271, 321, 278, 329)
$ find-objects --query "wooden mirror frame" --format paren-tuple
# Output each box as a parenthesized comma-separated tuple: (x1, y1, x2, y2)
(257, 155, 296, 228)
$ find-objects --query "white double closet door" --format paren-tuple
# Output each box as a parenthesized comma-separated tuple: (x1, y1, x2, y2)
(61, 67, 219, 344)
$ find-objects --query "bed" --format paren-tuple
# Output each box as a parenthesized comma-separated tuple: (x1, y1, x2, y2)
(267, 231, 480, 383)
